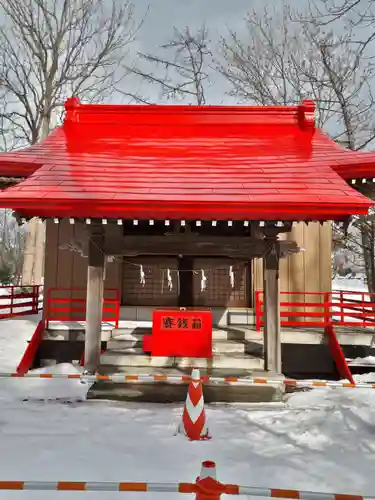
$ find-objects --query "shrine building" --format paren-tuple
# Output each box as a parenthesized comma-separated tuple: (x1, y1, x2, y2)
(0, 97, 374, 376)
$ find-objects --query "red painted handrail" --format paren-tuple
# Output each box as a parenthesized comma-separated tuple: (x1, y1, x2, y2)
(255, 290, 375, 330)
(325, 325, 355, 384)
(45, 287, 120, 329)
(16, 320, 45, 375)
(0, 285, 41, 319)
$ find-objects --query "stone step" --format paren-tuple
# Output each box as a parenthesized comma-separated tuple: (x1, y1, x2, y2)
(106, 339, 247, 354)
(110, 328, 262, 342)
(91, 366, 283, 404)
(99, 365, 267, 377)
(88, 380, 281, 404)
(100, 352, 263, 370)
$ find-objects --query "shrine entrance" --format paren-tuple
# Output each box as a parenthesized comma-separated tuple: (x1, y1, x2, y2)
(121, 255, 251, 309)
(192, 257, 250, 308)
(121, 256, 179, 307)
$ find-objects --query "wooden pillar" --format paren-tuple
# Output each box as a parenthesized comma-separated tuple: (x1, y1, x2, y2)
(263, 241, 281, 374)
(84, 226, 105, 374)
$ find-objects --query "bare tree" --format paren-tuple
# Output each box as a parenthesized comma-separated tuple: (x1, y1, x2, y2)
(218, 5, 375, 143)
(310, 0, 375, 32)
(0, 0, 142, 285)
(303, 31, 375, 150)
(0, 0, 141, 146)
(0, 209, 25, 284)
(130, 26, 212, 104)
(308, 0, 375, 293)
(218, 4, 375, 292)
(218, 5, 340, 131)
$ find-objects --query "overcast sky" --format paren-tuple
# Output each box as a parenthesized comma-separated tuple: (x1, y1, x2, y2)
(122, 0, 304, 104)
(134, 0, 301, 47)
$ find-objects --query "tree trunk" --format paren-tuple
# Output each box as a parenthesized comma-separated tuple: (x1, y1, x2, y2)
(361, 221, 375, 300)
(21, 218, 45, 285)
(21, 117, 49, 287)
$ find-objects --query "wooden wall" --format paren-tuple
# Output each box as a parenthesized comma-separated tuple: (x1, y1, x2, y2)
(253, 222, 332, 317)
(44, 220, 332, 319)
(43, 220, 122, 320)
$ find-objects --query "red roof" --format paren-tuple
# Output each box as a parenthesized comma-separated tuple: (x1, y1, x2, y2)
(329, 151, 375, 180)
(0, 97, 372, 220)
(305, 132, 375, 180)
(0, 155, 43, 179)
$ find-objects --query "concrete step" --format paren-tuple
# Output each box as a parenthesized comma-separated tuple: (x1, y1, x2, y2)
(110, 328, 263, 342)
(106, 339, 247, 354)
(111, 328, 150, 339)
(100, 351, 263, 370)
(91, 367, 282, 403)
(98, 365, 266, 377)
(88, 381, 280, 403)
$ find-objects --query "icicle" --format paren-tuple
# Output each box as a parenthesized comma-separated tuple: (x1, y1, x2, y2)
(229, 265, 235, 289)
(140, 265, 146, 287)
(201, 269, 207, 291)
(167, 269, 173, 290)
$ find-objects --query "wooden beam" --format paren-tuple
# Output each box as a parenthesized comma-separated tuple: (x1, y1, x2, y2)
(102, 234, 300, 259)
(263, 241, 281, 374)
(84, 225, 105, 374)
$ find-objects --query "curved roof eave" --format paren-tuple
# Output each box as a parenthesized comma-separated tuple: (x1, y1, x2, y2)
(0, 98, 372, 220)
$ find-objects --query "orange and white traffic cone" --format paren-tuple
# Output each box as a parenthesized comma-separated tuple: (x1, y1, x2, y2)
(195, 461, 221, 500)
(178, 368, 210, 441)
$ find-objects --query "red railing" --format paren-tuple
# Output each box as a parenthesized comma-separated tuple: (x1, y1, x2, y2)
(255, 290, 375, 330)
(0, 285, 41, 319)
(16, 320, 45, 375)
(45, 287, 120, 329)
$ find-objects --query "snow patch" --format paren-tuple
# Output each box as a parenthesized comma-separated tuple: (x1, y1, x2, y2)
(333, 278, 368, 292)
(0, 363, 92, 403)
(0, 292, 374, 498)
(0, 314, 42, 372)
(350, 356, 375, 366)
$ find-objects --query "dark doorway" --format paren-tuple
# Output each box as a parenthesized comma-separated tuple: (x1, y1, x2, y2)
(178, 256, 194, 307)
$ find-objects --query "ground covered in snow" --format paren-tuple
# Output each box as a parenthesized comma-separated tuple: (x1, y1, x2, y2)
(1, 306, 375, 499)
(1, 372, 375, 500)
(0, 313, 42, 371)
(0, 286, 43, 317)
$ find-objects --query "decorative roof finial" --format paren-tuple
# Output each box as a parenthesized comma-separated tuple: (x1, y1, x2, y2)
(64, 97, 81, 123)
(298, 99, 315, 131)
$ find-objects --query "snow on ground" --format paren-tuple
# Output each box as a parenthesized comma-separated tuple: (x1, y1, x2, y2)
(331, 278, 372, 324)
(1, 309, 375, 499)
(333, 277, 368, 292)
(349, 356, 375, 366)
(2, 376, 375, 500)
(0, 313, 42, 371)
(0, 286, 43, 316)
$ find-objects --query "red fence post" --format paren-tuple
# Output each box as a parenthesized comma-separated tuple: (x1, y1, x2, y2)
(362, 291, 366, 328)
(45, 288, 51, 329)
(33, 286, 38, 313)
(10, 286, 14, 316)
(115, 289, 120, 328)
(324, 292, 331, 327)
(255, 291, 261, 332)
(340, 291, 344, 324)
(30, 286, 34, 313)
(37, 285, 40, 312)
